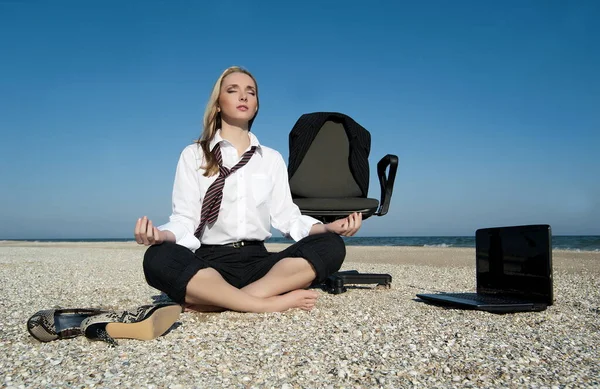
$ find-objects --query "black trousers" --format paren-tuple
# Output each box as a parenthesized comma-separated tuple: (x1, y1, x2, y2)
(143, 232, 346, 304)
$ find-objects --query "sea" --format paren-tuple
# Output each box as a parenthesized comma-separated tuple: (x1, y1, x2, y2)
(3, 236, 599, 252)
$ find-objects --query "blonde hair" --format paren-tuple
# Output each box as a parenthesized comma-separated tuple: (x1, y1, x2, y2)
(196, 66, 260, 177)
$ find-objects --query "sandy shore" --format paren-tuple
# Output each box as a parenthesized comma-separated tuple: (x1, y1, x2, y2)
(1, 241, 598, 388)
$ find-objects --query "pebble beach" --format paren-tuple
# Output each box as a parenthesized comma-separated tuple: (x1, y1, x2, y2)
(1, 241, 598, 388)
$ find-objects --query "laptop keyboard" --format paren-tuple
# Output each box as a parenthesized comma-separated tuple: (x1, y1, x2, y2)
(444, 293, 527, 305)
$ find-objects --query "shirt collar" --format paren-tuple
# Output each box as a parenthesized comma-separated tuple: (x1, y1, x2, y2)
(209, 129, 263, 156)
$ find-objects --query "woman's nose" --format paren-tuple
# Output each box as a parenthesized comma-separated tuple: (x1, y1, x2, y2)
(239, 93, 247, 101)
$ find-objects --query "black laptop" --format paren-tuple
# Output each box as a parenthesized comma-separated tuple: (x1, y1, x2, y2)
(416, 224, 553, 313)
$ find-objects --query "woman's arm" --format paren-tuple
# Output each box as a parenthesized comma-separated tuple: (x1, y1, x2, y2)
(269, 154, 322, 240)
(134, 146, 202, 250)
(269, 152, 362, 239)
(309, 212, 362, 236)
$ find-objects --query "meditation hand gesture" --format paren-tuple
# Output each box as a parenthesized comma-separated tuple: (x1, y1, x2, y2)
(134, 216, 164, 246)
(325, 212, 362, 237)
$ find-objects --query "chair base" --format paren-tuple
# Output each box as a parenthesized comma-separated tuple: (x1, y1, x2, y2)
(321, 270, 392, 294)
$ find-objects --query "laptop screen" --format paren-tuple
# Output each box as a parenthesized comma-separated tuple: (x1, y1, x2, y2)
(476, 224, 553, 304)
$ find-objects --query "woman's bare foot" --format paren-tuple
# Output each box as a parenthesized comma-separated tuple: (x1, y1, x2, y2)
(268, 289, 319, 312)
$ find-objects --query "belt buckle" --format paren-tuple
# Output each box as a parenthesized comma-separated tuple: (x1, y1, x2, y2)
(232, 241, 244, 249)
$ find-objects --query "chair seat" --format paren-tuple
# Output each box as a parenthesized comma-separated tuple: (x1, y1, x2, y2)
(293, 198, 379, 221)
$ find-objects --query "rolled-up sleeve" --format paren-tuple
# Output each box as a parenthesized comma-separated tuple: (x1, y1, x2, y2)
(158, 146, 202, 252)
(269, 153, 321, 241)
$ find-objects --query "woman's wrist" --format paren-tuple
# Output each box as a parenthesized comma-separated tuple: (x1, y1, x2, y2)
(309, 223, 330, 235)
(160, 229, 177, 243)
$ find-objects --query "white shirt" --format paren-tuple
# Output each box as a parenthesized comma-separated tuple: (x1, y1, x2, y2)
(158, 130, 321, 252)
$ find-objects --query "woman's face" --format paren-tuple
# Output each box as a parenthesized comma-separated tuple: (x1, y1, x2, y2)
(218, 72, 258, 126)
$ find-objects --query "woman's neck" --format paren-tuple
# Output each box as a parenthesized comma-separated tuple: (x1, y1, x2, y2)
(220, 122, 251, 157)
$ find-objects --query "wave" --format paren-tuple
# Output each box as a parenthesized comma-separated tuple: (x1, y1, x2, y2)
(554, 247, 600, 252)
(3, 236, 599, 252)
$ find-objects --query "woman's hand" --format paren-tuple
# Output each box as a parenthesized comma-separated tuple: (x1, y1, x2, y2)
(134, 216, 164, 246)
(325, 212, 363, 236)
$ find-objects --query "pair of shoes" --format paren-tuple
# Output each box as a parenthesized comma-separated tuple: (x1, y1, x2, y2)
(27, 302, 183, 346)
(81, 303, 184, 346)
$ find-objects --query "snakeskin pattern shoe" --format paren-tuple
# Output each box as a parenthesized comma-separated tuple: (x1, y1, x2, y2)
(80, 302, 183, 346)
(27, 308, 107, 342)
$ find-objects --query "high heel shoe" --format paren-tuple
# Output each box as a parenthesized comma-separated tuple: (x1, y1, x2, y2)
(27, 308, 107, 342)
(80, 302, 183, 346)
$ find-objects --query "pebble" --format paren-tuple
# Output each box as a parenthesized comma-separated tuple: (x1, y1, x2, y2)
(0, 243, 599, 388)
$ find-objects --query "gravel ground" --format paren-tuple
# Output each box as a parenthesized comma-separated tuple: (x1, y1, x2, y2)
(0, 242, 598, 388)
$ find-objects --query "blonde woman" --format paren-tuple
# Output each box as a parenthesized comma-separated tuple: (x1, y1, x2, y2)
(136, 66, 362, 313)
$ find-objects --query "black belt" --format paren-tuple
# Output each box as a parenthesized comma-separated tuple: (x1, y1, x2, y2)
(200, 240, 264, 249)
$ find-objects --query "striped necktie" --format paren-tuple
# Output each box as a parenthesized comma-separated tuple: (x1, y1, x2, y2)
(194, 143, 257, 239)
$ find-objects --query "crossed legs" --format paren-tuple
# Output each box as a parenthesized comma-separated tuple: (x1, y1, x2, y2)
(184, 257, 319, 313)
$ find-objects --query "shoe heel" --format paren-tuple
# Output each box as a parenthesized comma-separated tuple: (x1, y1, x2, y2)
(106, 305, 182, 341)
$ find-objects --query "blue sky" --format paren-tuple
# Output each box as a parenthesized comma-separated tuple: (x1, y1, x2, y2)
(0, 0, 598, 239)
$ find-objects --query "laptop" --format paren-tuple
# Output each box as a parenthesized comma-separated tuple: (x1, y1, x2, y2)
(416, 224, 553, 313)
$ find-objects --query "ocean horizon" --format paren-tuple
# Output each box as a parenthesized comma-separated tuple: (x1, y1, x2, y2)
(2, 235, 599, 252)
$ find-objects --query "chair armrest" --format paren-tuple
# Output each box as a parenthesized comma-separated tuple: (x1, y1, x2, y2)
(375, 154, 398, 216)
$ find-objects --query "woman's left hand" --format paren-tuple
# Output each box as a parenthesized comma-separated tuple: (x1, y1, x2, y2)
(325, 212, 363, 236)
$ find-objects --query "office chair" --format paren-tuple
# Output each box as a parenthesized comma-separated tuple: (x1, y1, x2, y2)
(288, 112, 398, 293)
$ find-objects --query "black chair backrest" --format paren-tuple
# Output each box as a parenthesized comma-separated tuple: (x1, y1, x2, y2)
(288, 112, 371, 198)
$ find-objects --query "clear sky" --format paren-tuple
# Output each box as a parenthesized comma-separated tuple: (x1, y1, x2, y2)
(1, 0, 598, 239)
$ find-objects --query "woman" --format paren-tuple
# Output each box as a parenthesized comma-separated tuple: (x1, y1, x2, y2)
(136, 66, 362, 313)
